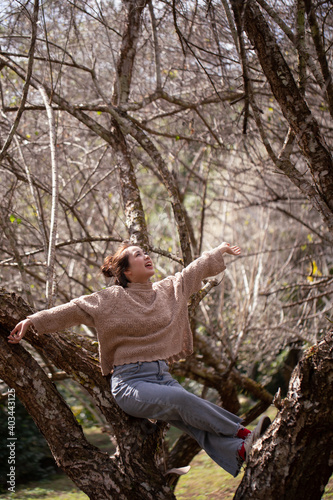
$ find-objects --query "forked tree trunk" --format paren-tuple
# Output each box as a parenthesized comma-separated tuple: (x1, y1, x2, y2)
(0, 289, 332, 499)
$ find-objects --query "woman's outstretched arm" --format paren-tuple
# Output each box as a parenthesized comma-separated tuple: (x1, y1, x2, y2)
(8, 296, 96, 344)
(178, 242, 241, 298)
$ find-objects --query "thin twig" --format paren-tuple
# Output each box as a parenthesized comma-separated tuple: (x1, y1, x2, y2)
(13, 135, 48, 261)
(0, 0, 39, 162)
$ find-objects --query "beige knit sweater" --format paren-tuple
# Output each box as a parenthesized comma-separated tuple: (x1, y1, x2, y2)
(28, 247, 226, 375)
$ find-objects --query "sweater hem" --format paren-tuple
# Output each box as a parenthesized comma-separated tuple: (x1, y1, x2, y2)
(103, 348, 193, 376)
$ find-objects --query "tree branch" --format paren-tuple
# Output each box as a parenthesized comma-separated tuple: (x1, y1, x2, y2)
(148, 0, 162, 90)
(0, 0, 39, 163)
(38, 85, 59, 307)
(231, 0, 333, 234)
(303, 0, 333, 118)
(0, 289, 177, 499)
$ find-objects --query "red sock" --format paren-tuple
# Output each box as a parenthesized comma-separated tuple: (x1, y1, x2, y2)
(237, 427, 251, 439)
(238, 442, 246, 461)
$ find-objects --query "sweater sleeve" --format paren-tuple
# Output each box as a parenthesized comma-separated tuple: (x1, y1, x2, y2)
(28, 296, 96, 334)
(178, 246, 226, 298)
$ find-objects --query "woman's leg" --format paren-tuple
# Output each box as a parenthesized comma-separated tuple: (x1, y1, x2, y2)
(111, 360, 244, 476)
(168, 418, 243, 477)
(112, 360, 242, 435)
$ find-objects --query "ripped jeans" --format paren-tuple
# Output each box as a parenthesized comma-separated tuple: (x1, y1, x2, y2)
(111, 360, 244, 477)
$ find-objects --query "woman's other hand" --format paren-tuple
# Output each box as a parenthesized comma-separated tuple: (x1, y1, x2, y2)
(8, 318, 33, 344)
(219, 242, 241, 256)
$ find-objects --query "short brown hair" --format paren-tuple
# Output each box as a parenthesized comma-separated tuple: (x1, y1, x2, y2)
(100, 241, 133, 288)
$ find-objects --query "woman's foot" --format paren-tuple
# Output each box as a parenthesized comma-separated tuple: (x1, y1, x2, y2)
(238, 415, 271, 463)
(164, 466, 191, 476)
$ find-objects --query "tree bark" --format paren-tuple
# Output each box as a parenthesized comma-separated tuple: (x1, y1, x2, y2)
(234, 331, 333, 500)
(112, 119, 150, 248)
(112, 0, 148, 106)
(303, 0, 333, 119)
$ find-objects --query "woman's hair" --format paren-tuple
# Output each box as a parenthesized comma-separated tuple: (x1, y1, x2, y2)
(100, 241, 133, 288)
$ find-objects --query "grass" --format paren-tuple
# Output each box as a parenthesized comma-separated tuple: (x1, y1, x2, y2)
(0, 476, 88, 500)
(4, 453, 332, 500)
(176, 451, 242, 500)
(1, 420, 332, 500)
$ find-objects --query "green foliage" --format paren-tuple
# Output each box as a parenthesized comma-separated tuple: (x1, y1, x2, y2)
(0, 398, 57, 492)
(56, 381, 99, 428)
(9, 215, 21, 225)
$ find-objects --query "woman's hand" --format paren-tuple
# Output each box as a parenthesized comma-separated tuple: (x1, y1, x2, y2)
(219, 242, 241, 256)
(8, 318, 33, 344)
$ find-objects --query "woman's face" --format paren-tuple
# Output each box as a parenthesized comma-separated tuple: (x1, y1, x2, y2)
(123, 246, 155, 284)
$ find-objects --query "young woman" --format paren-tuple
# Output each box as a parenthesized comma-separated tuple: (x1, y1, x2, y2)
(9, 241, 270, 477)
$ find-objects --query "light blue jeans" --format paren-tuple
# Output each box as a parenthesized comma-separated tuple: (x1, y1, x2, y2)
(111, 360, 244, 476)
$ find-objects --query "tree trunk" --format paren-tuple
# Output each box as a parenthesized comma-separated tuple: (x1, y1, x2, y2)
(2, 289, 332, 499)
(234, 331, 333, 500)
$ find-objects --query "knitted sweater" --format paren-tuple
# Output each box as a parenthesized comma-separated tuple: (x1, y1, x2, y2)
(28, 247, 226, 375)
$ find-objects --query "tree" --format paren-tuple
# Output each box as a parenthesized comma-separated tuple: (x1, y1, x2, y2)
(0, 0, 332, 497)
(234, 332, 333, 500)
(1, 290, 332, 498)
(0, 397, 56, 490)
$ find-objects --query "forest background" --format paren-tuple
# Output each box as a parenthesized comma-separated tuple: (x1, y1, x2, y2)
(0, 0, 332, 499)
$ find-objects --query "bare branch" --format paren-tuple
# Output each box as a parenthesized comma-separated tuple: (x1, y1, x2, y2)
(38, 85, 59, 307)
(0, 0, 39, 162)
(304, 0, 333, 117)
(148, 0, 162, 90)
